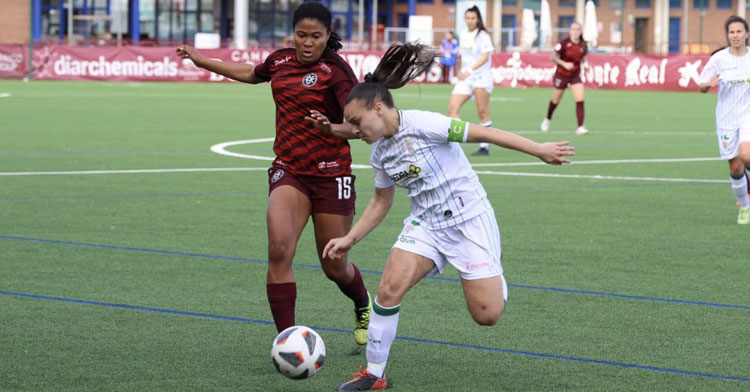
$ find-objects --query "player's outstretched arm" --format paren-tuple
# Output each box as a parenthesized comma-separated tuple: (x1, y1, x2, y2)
(306, 110, 359, 139)
(176, 45, 265, 84)
(466, 123, 575, 165)
(323, 186, 396, 260)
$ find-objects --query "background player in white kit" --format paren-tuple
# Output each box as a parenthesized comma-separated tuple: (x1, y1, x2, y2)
(698, 15, 750, 224)
(309, 43, 574, 391)
(447, 6, 496, 156)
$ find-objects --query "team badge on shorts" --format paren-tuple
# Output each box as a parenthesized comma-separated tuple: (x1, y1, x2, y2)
(302, 73, 318, 87)
(271, 169, 285, 183)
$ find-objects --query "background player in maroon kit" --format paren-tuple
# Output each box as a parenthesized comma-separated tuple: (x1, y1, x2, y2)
(175, 1, 372, 344)
(541, 21, 589, 135)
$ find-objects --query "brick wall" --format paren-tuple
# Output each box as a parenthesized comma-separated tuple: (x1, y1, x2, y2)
(0, 0, 30, 44)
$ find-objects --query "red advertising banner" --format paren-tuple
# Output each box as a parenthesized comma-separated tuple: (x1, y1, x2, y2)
(0, 44, 28, 79)
(0, 44, 711, 92)
(488, 52, 709, 91)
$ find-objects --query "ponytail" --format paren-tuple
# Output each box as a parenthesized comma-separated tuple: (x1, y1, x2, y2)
(327, 30, 343, 52)
(346, 43, 435, 108)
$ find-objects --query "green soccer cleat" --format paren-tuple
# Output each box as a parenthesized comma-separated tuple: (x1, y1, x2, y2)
(338, 366, 391, 391)
(353, 293, 372, 345)
(738, 206, 750, 225)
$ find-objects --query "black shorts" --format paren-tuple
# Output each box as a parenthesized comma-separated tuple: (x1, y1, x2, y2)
(268, 167, 356, 215)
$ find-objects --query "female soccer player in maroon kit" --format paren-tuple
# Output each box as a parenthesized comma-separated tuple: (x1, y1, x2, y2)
(541, 21, 589, 135)
(176, 2, 371, 344)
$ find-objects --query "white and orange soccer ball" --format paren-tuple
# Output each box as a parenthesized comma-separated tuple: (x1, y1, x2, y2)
(271, 325, 326, 379)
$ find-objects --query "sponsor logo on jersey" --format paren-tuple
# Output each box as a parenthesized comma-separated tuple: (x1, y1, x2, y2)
(390, 165, 421, 183)
(302, 72, 318, 87)
(320, 62, 332, 74)
(317, 161, 340, 169)
(273, 56, 291, 66)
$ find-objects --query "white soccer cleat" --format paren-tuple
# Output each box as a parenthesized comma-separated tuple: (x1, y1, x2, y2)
(540, 118, 550, 132)
(738, 206, 750, 225)
(576, 126, 589, 135)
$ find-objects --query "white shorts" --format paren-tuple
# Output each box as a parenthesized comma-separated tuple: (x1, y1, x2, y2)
(717, 123, 750, 160)
(392, 209, 504, 283)
(451, 69, 494, 96)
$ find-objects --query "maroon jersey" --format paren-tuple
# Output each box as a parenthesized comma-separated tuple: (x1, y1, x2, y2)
(254, 48, 357, 177)
(554, 37, 586, 76)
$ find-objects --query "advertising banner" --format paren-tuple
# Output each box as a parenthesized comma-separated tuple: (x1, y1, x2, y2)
(0, 44, 712, 92)
(0, 44, 28, 79)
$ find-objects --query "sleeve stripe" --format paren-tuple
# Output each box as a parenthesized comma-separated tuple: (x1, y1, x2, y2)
(448, 119, 468, 143)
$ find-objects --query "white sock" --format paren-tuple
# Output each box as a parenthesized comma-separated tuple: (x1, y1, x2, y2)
(479, 121, 492, 149)
(365, 298, 400, 378)
(730, 173, 749, 207)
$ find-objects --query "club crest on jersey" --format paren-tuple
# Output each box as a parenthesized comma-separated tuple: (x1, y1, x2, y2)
(403, 220, 421, 234)
(405, 137, 415, 155)
(302, 72, 318, 87)
(271, 169, 285, 183)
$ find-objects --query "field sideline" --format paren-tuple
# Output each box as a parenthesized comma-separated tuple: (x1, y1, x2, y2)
(1, 80, 748, 391)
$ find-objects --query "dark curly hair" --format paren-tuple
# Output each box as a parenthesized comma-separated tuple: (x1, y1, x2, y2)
(292, 1, 342, 52)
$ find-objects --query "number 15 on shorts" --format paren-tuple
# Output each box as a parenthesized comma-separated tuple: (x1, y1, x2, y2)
(336, 176, 352, 199)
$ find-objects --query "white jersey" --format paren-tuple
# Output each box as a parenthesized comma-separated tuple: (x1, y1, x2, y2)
(698, 47, 750, 130)
(370, 110, 490, 230)
(458, 29, 494, 75)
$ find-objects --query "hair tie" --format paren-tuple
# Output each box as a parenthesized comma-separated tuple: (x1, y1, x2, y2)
(364, 73, 376, 83)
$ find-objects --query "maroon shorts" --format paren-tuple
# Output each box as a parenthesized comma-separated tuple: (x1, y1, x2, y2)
(553, 72, 582, 89)
(268, 167, 356, 215)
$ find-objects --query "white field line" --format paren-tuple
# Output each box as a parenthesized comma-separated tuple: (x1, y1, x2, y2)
(512, 130, 712, 136)
(0, 156, 726, 184)
(0, 93, 11, 98)
(474, 171, 726, 184)
(472, 157, 722, 167)
(0, 167, 268, 176)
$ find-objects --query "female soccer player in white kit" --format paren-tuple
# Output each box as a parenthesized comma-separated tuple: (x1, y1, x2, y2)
(308, 43, 575, 391)
(698, 15, 750, 224)
(447, 6, 496, 156)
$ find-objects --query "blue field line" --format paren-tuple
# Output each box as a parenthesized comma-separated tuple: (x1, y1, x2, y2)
(2, 234, 749, 312)
(1, 289, 748, 383)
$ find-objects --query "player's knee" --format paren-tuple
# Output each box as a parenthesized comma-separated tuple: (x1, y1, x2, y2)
(268, 238, 294, 263)
(729, 160, 745, 177)
(376, 281, 406, 306)
(470, 305, 504, 326)
(447, 103, 460, 117)
(320, 261, 347, 282)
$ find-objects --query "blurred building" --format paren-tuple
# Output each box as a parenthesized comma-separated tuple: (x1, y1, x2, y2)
(0, 0, 747, 54)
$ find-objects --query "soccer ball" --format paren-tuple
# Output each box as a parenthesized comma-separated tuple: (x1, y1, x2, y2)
(271, 325, 326, 379)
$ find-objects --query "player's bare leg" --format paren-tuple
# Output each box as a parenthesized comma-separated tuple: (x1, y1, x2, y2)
(266, 185, 312, 331)
(312, 212, 371, 344)
(448, 93, 471, 119)
(461, 275, 506, 326)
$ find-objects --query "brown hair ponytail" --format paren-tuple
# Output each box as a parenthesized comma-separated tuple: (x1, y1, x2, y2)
(346, 43, 435, 108)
